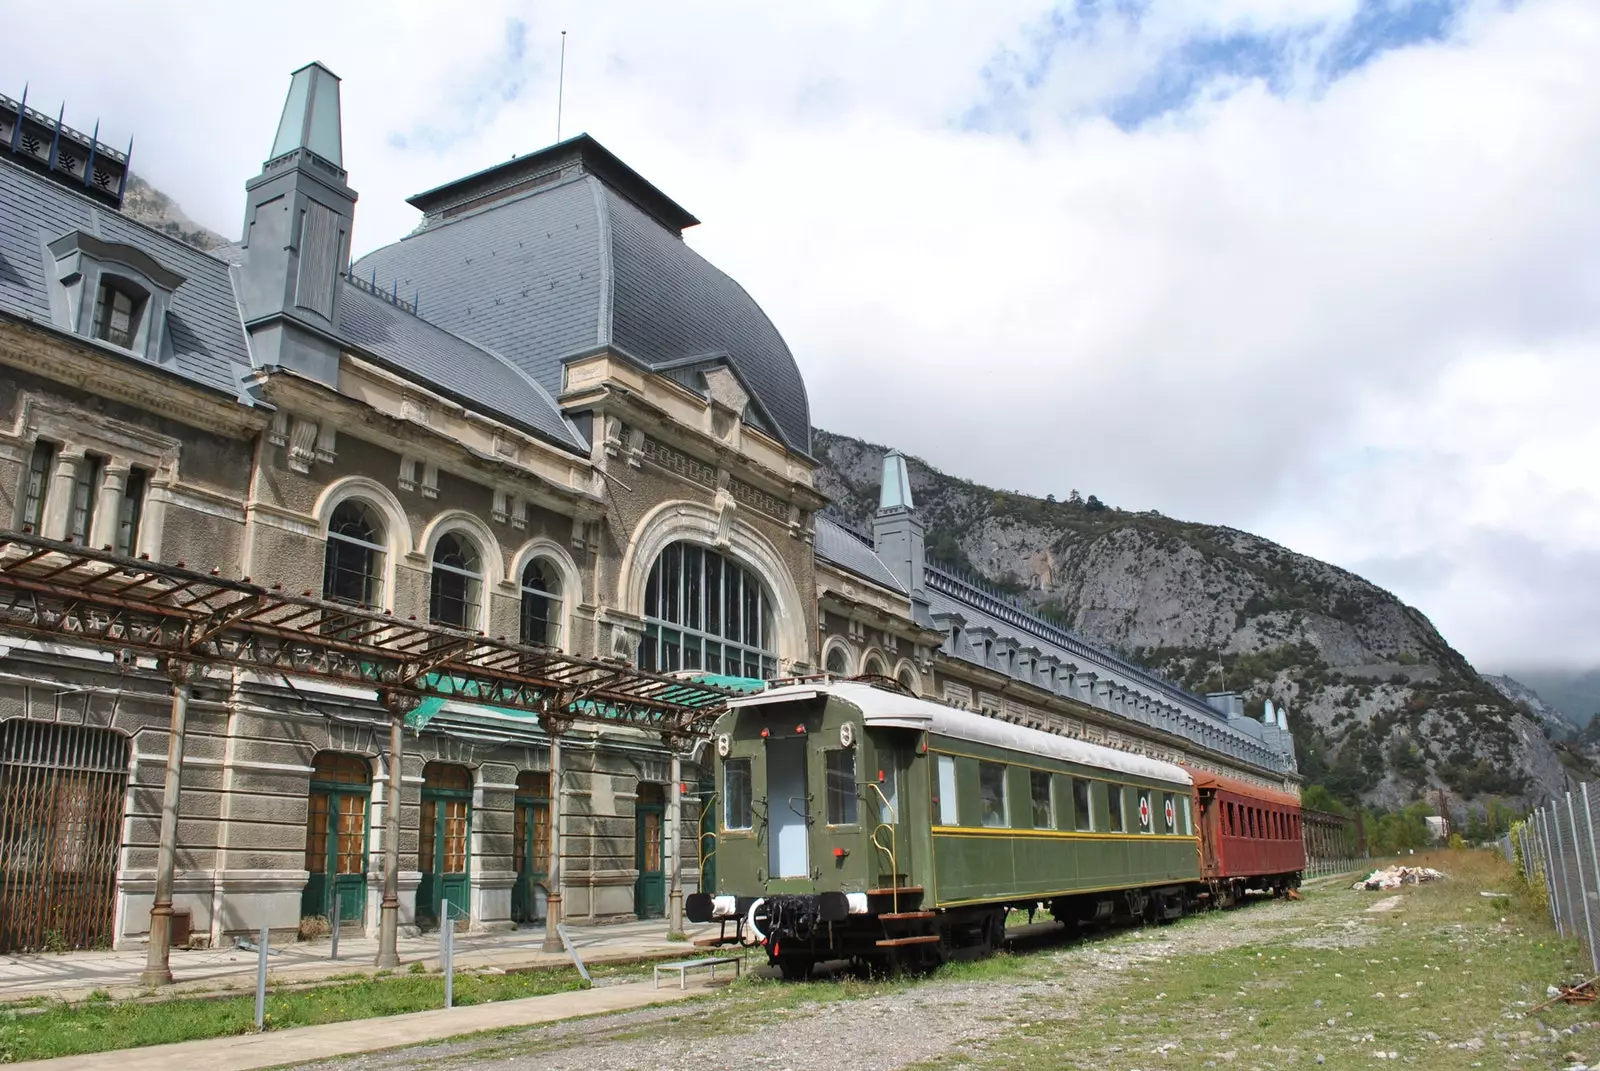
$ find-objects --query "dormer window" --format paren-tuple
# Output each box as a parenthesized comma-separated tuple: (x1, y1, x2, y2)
(47, 231, 184, 363)
(93, 279, 146, 350)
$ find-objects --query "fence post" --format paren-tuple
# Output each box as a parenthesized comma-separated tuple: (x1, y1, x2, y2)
(1556, 802, 1581, 943)
(1541, 808, 1566, 938)
(1568, 792, 1597, 972)
(254, 924, 269, 1030)
(443, 916, 454, 1010)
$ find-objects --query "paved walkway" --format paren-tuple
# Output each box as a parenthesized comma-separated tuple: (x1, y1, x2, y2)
(0, 919, 722, 1003)
(6, 975, 725, 1071)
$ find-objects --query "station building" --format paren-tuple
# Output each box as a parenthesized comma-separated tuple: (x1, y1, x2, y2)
(0, 64, 1296, 957)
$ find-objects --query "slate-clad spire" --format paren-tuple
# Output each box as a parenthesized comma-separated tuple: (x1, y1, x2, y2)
(238, 62, 357, 385)
(872, 450, 927, 608)
(270, 62, 344, 168)
(878, 449, 914, 511)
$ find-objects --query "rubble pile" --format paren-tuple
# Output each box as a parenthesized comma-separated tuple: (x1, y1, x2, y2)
(1353, 866, 1445, 891)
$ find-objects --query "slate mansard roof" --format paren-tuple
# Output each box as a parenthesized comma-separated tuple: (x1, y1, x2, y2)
(814, 515, 906, 593)
(0, 156, 252, 397)
(352, 135, 813, 455)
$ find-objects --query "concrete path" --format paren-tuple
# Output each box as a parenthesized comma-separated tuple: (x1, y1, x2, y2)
(0, 919, 721, 1004)
(5, 976, 723, 1071)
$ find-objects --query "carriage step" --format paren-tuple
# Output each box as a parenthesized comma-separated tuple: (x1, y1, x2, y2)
(880, 911, 935, 920)
(875, 935, 941, 947)
(867, 886, 924, 897)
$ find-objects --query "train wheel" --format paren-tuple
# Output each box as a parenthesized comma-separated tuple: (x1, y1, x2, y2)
(982, 910, 1006, 955)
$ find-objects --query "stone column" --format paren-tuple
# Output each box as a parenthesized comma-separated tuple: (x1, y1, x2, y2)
(141, 660, 197, 987)
(40, 450, 83, 540)
(89, 463, 130, 551)
(376, 692, 416, 968)
(540, 714, 569, 953)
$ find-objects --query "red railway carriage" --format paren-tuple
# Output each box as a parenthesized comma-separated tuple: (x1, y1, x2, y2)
(1184, 767, 1305, 898)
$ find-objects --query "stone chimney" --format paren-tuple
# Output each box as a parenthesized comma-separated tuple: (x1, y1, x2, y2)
(238, 62, 356, 386)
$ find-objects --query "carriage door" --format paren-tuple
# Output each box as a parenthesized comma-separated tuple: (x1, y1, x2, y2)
(696, 777, 717, 894)
(635, 782, 665, 919)
(1198, 790, 1220, 875)
(418, 763, 471, 926)
(766, 735, 810, 879)
(512, 772, 550, 924)
(871, 744, 908, 888)
(0, 721, 129, 954)
(301, 753, 370, 927)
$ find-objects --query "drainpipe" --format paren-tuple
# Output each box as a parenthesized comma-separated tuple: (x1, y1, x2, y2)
(375, 693, 414, 968)
(668, 750, 684, 939)
(140, 660, 196, 987)
(541, 715, 567, 953)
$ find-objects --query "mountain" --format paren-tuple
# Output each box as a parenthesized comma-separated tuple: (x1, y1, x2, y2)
(119, 174, 228, 252)
(1482, 674, 1581, 738)
(1499, 668, 1600, 728)
(813, 428, 1589, 811)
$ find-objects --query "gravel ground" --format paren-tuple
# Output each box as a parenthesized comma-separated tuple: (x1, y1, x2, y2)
(289, 895, 1326, 1071)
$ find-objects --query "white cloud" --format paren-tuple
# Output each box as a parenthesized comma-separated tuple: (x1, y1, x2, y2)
(9, 0, 1599, 670)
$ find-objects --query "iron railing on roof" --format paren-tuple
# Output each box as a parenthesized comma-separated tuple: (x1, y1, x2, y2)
(345, 269, 420, 317)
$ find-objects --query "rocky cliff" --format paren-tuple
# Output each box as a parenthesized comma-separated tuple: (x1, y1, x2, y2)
(814, 429, 1589, 810)
(120, 174, 228, 252)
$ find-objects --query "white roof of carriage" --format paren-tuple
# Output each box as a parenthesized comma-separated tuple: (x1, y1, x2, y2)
(727, 681, 1192, 786)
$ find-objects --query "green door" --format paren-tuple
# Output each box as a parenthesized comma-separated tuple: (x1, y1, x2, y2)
(301, 754, 371, 926)
(511, 772, 550, 924)
(418, 762, 472, 927)
(635, 784, 665, 919)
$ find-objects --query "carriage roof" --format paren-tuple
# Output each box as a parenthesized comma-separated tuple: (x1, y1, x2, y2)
(726, 680, 1193, 786)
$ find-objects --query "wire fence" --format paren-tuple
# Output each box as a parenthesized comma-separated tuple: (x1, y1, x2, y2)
(1506, 782, 1600, 975)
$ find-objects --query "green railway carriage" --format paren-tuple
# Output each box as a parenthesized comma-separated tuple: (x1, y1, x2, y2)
(687, 679, 1202, 976)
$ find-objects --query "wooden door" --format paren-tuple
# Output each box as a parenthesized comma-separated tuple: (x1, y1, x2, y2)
(512, 772, 550, 923)
(418, 763, 471, 926)
(301, 753, 370, 926)
(635, 783, 665, 919)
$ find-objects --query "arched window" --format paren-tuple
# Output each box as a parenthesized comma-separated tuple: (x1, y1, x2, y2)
(825, 645, 850, 675)
(861, 654, 887, 678)
(638, 542, 774, 679)
(520, 559, 562, 648)
(429, 532, 482, 629)
(323, 500, 386, 608)
(897, 666, 917, 693)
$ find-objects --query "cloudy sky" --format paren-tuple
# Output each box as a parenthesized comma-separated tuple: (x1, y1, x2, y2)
(12, 0, 1599, 672)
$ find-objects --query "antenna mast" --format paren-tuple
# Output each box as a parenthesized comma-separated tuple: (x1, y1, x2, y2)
(556, 30, 567, 142)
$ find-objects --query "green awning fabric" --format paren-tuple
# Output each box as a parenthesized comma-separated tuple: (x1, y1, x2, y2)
(404, 672, 768, 734)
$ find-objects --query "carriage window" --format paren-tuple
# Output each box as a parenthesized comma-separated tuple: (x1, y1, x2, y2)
(1181, 796, 1192, 836)
(825, 749, 858, 825)
(935, 755, 958, 826)
(979, 762, 1008, 827)
(1162, 793, 1176, 834)
(1107, 784, 1125, 832)
(1072, 778, 1093, 831)
(1138, 790, 1153, 833)
(1030, 771, 1054, 830)
(723, 758, 752, 831)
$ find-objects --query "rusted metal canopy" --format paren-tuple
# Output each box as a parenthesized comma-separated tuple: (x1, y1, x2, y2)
(0, 529, 733, 734)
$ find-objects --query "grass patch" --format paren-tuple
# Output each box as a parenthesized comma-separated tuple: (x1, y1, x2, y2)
(908, 849, 1593, 1070)
(0, 966, 595, 1064)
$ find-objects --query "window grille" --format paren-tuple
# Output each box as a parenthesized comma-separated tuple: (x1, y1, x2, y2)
(638, 542, 774, 678)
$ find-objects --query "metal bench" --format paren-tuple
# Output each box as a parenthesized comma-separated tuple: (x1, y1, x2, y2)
(653, 955, 741, 989)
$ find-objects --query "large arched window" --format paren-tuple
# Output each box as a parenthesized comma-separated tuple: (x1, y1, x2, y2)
(520, 559, 562, 648)
(429, 532, 482, 629)
(323, 500, 386, 608)
(638, 542, 774, 679)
